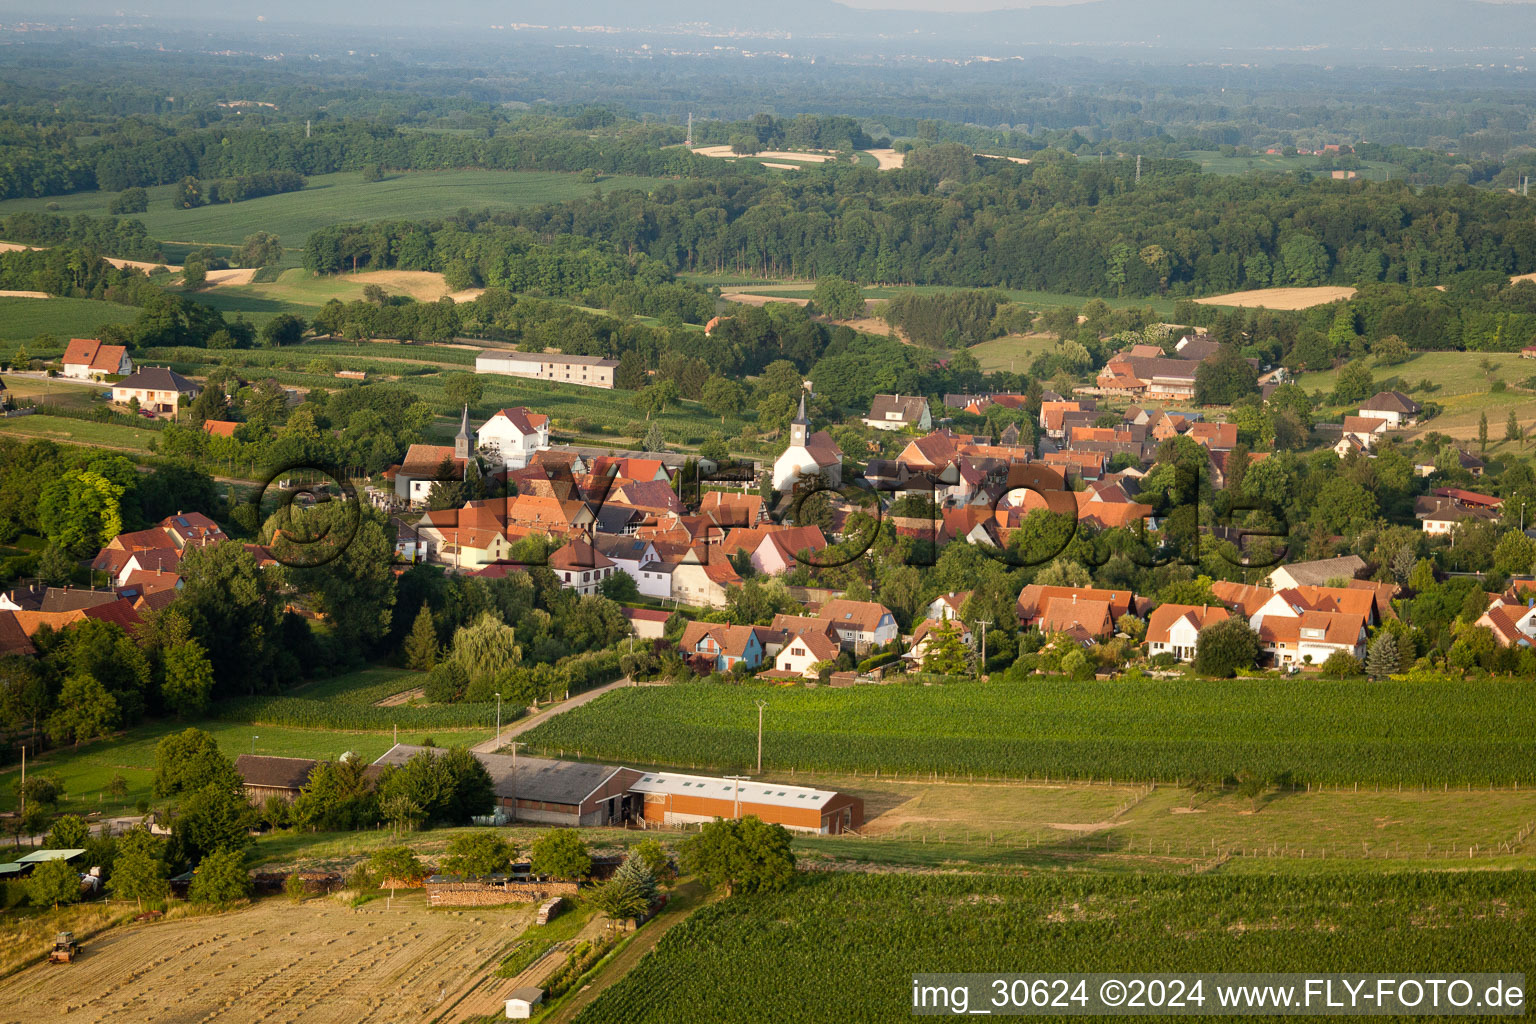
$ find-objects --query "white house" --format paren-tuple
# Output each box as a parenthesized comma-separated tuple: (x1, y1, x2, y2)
(772, 394, 843, 492)
(862, 394, 932, 432)
(634, 561, 675, 601)
(924, 591, 972, 622)
(593, 535, 659, 582)
(1356, 390, 1422, 428)
(1146, 603, 1230, 662)
(548, 540, 615, 597)
(773, 627, 840, 679)
(477, 407, 550, 470)
(62, 338, 131, 380)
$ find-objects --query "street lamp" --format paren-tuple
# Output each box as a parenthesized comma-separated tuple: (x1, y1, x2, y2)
(251, 734, 259, 754)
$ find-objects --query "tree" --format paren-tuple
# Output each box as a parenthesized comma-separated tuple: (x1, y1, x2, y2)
(187, 848, 251, 905)
(175, 176, 204, 209)
(291, 757, 381, 832)
(260, 313, 307, 347)
(368, 846, 426, 898)
(27, 858, 80, 909)
(641, 422, 667, 453)
(681, 816, 795, 897)
(1193, 345, 1259, 405)
(444, 373, 484, 410)
(809, 275, 865, 320)
(35, 544, 76, 586)
(1333, 361, 1376, 405)
(46, 814, 89, 849)
(181, 258, 207, 291)
(1373, 334, 1411, 365)
(45, 674, 119, 748)
(1319, 650, 1364, 677)
(1192, 617, 1260, 678)
(631, 838, 673, 883)
(108, 187, 149, 214)
(38, 469, 125, 557)
(108, 850, 169, 911)
(1479, 411, 1490, 455)
(702, 375, 747, 424)
(403, 603, 440, 671)
(529, 828, 591, 880)
(285, 871, 309, 904)
(442, 830, 515, 878)
(162, 640, 215, 717)
(1507, 411, 1524, 446)
(920, 622, 970, 676)
(1365, 631, 1400, 680)
(174, 784, 256, 861)
(236, 231, 284, 268)
(589, 857, 657, 926)
(1234, 770, 1267, 812)
(154, 728, 239, 797)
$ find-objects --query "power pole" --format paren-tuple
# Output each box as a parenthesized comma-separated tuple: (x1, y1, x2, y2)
(755, 700, 768, 773)
(975, 620, 992, 678)
(725, 775, 748, 819)
(18, 746, 23, 833)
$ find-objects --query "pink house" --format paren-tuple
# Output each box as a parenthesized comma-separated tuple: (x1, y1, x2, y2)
(750, 525, 828, 576)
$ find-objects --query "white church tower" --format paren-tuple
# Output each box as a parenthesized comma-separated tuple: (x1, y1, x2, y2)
(771, 390, 842, 493)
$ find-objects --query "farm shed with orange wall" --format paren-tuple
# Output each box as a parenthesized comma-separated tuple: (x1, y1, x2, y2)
(629, 771, 863, 834)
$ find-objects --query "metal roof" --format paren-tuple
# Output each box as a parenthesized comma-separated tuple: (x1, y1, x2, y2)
(18, 848, 84, 863)
(0, 863, 23, 874)
(373, 744, 628, 807)
(628, 771, 836, 810)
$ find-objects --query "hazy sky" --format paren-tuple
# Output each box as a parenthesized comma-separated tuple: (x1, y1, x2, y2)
(838, 0, 1095, 8)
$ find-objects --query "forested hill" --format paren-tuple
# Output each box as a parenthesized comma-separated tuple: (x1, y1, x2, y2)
(493, 153, 1536, 296)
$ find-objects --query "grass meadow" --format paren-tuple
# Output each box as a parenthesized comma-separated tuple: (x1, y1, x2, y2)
(0, 170, 675, 259)
(0, 413, 161, 453)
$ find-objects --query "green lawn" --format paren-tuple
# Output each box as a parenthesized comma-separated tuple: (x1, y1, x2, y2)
(681, 274, 1177, 314)
(0, 413, 160, 452)
(0, 170, 675, 255)
(969, 333, 1059, 373)
(1177, 150, 1402, 181)
(0, 297, 136, 345)
(0, 375, 103, 412)
(0, 717, 481, 819)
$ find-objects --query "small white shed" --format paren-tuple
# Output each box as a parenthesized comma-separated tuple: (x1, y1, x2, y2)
(506, 987, 545, 1020)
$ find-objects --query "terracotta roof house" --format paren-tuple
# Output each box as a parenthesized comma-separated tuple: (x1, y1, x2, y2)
(614, 480, 685, 517)
(751, 525, 827, 576)
(669, 547, 742, 609)
(1017, 585, 1137, 631)
(697, 491, 763, 529)
(679, 621, 765, 673)
(235, 754, 317, 804)
(904, 617, 974, 667)
(815, 599, 899, 653)
(1256, 610, 1366, 667)
(1187, 422, 1237, 451)
(1477, 601, 1536, 647)
(863, 394, 932, 432)
(548, 539, 616, 596)
(0, 610, 36, 657)
(201, 419, 239, 438)
(160, 511, 227, 549)
(61, 338, 131, 380)
(1146, 603, 1230, 662)
(924, 591, 972, 621)
(772, 626, 841, 678)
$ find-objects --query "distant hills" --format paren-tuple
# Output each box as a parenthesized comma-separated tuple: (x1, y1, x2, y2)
(16, 0, 1536, 56)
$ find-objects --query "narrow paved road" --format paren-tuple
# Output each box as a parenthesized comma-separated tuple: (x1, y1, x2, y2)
(471, 677, 655, 754)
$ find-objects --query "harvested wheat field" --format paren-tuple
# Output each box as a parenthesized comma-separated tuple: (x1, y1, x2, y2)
(862, 148, 905, 170)
(1194, 286, 1355, 310)
(1513, 272, 1536, 285)
(691, 146, 834, 163)
(721, 292, 810, 307)
(0, 895, 533, 1024)
(204, 267, 259, 288)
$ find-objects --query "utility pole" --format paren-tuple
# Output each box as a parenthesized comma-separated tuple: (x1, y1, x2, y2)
(974, 620, 992, 677)
(755, 700, 768, 773)
(18, 746, 24, 834)
(725, 775, 748, 819)
(251, 734, 259, 754)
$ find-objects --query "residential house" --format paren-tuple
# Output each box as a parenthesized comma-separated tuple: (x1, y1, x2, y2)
(1187, 422, 1237, 452)
(1356, 391, 1423, 428)
(1146, 603, 1230, 662)
(772, 626, 841, 678)
(772, 394, 843, 492)
(61, 338, 131, 380)
(679, 621, 764, 673)
(395, 407, 475, 506)
(111, 367, 200, 417)
(904, 617, 973, 669)
(1261, 556, 1367, 590)
(548, 539, 615, 596)
(159, 511, 227, 550)
(1476, 600, 1536, 647)
(1257, 611, 1366, 667)
(415, 503, 515, 569)
(751, 525, 828, 576)
(1035, 593, 1116, 644)
(634, 560, 676, 601)
(593, 535, 659, 582)
(623, 607, 671, 640)
(815, 599, 899, 653)
(924, 591, 972, 621)
(863, 394, 932, 432)
(1417, 496, 1500, 535)
(1341, 415, 1387, 450)
(202, 419, 239, 438)
(1017, 585, 1138, 631)
(477, 407, 550, 470)
(697, 491, 763, 530)
(670, 548, 742, 608)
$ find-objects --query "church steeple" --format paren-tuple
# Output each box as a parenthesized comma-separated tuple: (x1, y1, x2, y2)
(790, 391, 809, 448)
(454, 405, 472, 462)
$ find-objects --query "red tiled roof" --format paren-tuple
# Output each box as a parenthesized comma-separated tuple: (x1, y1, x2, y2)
(202, 419, 239, 437)
(63, 338, 128, 373)
(817, 599, 893, 633)
(0, 610, 35, 656)
(548, 539, 615, 572)
(1146, 603, 1230, 644)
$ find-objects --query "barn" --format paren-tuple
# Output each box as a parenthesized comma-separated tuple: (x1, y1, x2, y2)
(629, 772, 863, 834)
(373, 744, 643, 827)
(234, 754, 317, 804)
